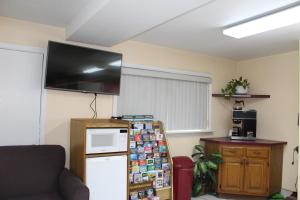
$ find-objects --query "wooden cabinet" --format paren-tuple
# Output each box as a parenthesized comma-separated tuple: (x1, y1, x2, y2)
(219, 146, 270, 196)
(201, 138, 286, 197)
(244, 158, 268, 195)
(220, 157, 244, 193)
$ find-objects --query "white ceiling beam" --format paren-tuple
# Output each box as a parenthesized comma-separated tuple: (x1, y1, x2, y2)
(66, 0, 110, 40)
(65, 0, 214, 46)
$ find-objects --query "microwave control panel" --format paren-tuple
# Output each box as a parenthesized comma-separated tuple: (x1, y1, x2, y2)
(119, 129, 128, 151)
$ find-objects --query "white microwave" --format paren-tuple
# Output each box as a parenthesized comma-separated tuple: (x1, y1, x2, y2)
(85, 128, 128, 154)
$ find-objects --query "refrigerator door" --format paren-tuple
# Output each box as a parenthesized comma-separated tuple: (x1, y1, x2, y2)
(86, 155, 127, 200)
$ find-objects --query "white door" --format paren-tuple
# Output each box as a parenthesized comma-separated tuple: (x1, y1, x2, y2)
(0, 48, 44, 145)
(86, 155, 127, 200)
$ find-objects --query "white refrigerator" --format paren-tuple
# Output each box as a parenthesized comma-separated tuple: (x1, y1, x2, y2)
(86, 155, 127, 200)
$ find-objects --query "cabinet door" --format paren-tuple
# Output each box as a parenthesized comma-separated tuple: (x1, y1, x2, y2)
(220, 157, 244, 193)
(86, 156, 128, 200)
(244, 158, 268, 195)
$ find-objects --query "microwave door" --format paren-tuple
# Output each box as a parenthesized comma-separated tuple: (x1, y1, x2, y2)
(86, 129, 119, 154)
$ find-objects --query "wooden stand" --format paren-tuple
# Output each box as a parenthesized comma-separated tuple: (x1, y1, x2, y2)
(128, 121, 173, 200)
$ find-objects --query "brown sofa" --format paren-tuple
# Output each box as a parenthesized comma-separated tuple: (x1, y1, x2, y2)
(0, 145, 89, 200)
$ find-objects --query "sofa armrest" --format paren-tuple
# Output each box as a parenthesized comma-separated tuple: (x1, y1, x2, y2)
(59, 169, 89, 200)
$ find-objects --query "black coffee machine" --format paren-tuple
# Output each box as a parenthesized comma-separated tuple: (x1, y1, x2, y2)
(231, 101, 257, 140)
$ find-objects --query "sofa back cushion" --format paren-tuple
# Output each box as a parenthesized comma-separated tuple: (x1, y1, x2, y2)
(0, 145, 65, 198)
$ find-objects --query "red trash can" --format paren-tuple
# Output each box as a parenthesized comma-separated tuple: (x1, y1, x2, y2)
(172, 156, 194, 200)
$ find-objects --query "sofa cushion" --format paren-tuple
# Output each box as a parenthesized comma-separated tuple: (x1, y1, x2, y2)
(0, 145, 65, 199)
(5, 193, 63, 200)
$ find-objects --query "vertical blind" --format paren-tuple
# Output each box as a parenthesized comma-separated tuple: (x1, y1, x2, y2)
(117, 67, 211, 132)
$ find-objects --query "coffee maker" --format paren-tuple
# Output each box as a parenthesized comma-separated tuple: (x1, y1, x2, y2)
(231, 101, 257, 140)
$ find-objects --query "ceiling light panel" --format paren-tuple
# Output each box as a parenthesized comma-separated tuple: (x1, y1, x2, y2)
(223, 5, 300, 38)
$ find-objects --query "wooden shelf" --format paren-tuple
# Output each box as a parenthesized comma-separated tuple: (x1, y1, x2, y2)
(129, 182, 153, 192)
(128, 120, 173, 200)
(212, 94, 270, 99)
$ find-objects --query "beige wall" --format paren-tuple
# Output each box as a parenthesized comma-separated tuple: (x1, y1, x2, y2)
(0, 16, 235, 166)
(1, 16, 299, 191)
(237, 52, 299, 191)
(0, 16, 64, 47)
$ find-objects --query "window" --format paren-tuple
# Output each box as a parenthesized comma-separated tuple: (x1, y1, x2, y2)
(117, 65, 212, 133)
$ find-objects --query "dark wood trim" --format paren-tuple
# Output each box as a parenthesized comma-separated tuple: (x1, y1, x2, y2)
(201, 137, 287, 146)
(85, 152, 128, 158)
(129, 181, 153, 192)
(212, 94, 270, 98)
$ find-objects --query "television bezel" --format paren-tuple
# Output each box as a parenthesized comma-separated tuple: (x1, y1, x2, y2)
(44, 41, 122, 95)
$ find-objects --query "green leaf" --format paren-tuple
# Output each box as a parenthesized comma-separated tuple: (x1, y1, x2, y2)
(192, 178, 202, 197)
(212, 158, 224, 165)
(194, 145, 204, 153)
(206, 161, 218, 170)
(191, 152, 205, 158)
(194, 161, 199, 178)
(200, 162, 208, 174)
(211, 153, 222, 159)
(271, 193, 284, 199)
(207, 170, 217, 183)
(211, 153, 224, 165)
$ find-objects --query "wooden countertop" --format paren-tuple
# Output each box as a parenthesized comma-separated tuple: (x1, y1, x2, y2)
(200, 137, 287, 146)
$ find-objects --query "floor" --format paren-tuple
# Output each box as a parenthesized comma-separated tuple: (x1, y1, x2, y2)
(191, 190, 295, 200)
(192, 195, 226, 200)
(191, 195, 267, 200)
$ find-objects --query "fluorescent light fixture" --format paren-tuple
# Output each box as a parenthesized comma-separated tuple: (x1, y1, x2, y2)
(223, 4, 300, 38)
(109, 60, 122, 67)
(83, 67, 104, 74)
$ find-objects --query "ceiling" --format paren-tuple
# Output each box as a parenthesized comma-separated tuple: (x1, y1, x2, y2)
(0, 0, 90, 27)
(0, 0, 300, 60)
(135, 0, 300, 60)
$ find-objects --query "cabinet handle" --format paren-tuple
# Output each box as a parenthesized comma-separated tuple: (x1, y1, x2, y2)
(253, 151, 261, 155)
(245, 160, 249, 165)
(240, 160, 244, 165)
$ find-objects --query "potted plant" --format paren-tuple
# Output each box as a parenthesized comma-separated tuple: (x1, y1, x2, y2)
(191, 145, 223, 197)
(221, 76, 250, 98)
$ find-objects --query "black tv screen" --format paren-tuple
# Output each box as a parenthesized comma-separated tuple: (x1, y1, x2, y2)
(45, 41, 122, 95)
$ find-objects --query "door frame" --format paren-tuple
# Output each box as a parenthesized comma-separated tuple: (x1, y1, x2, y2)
(298, 41, 300, 194)
(0, 42, 47, 144)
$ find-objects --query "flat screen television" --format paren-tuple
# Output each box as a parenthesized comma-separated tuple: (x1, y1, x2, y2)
(45, 41, 122, 95)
